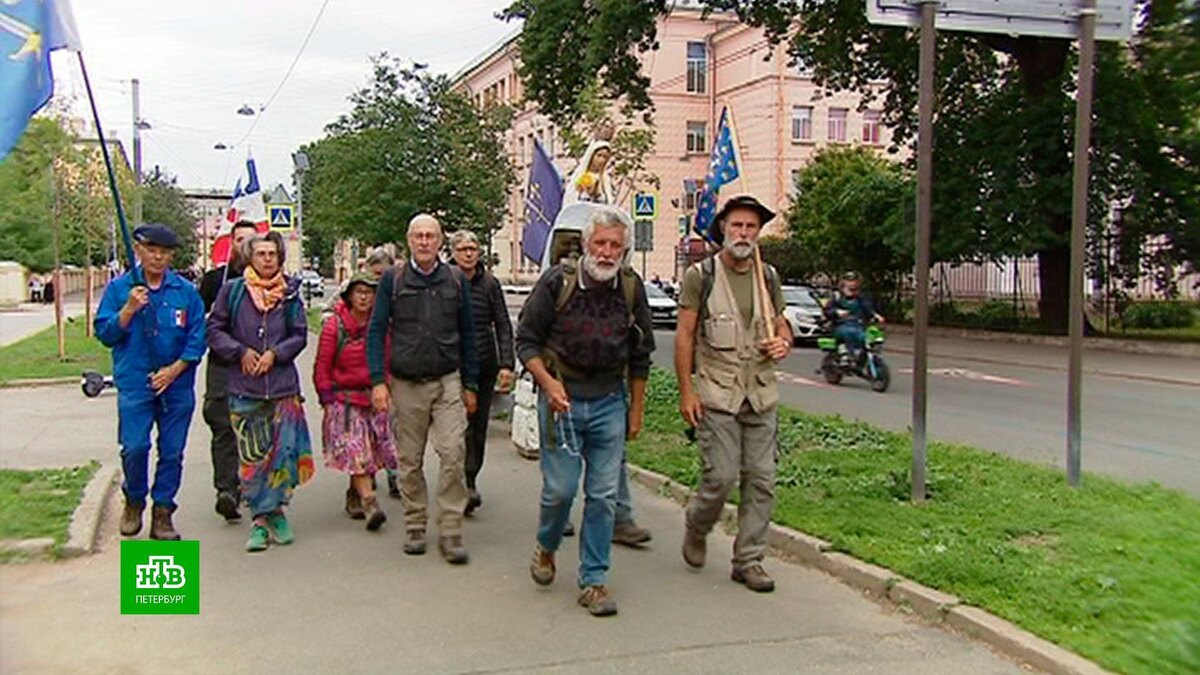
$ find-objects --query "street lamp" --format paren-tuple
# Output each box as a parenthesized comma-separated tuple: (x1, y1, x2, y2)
(213, 142, 228, 150)
(237, 104, 256, 116)
(292, 151, 309, 266)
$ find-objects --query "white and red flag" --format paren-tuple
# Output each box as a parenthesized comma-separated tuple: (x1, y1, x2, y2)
(210, 155, 269, 265)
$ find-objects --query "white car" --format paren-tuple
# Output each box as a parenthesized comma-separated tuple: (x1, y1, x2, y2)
(299, 270, 324, 298)
(781, 285, 826, 345)
(644, 282, 678, 329)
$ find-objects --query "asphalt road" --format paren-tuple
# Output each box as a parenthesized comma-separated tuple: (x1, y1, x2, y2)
(650, 328, 1200, 496)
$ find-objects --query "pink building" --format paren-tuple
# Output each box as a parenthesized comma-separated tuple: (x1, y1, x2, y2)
(453, 8, 893, 282)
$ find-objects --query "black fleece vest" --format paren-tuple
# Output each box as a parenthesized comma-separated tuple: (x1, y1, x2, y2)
(389, 263, 462, 381)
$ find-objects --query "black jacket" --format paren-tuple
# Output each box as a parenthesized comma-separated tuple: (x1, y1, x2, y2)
(459, 265, 515, 372)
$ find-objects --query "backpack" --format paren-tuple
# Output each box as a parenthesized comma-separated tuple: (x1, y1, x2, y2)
(695, 255, 781, 335)
(226, 278, 303, 324)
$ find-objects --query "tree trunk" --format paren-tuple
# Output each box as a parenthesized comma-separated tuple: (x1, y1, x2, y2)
(1037, 240, 1071, 335)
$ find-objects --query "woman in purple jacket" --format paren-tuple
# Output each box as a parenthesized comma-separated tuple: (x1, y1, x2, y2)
(206, 231, 314, 552)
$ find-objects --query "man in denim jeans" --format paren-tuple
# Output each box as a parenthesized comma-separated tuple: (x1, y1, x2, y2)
(516, 205, 655, 617)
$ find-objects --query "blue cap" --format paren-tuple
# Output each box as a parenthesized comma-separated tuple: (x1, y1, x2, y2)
(133, 224, 180, 249)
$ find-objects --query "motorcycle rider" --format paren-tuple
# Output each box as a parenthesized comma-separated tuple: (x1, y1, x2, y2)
(824, 272, 884, 366)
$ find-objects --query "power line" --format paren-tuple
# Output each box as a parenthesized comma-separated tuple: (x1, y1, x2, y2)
(234, 0, 334, 149)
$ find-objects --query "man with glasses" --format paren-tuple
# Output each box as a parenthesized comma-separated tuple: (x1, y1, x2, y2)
(449, 231, 514, 516)
(95, 224, 207, 541)
(367, 214, 480, 564)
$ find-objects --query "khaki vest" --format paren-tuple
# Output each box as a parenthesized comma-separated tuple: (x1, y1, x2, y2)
(693, 259, 779, 415)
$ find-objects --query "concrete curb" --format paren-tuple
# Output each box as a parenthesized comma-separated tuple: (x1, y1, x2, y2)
(625, 463, 1112, 675)
(0, 537, 55, 560)
(886, 323, 1200, 359)
(0, 376, 79, 389)
(61, 464, 119, 558)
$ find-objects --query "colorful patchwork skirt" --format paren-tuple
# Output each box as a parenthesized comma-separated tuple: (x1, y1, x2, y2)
(230, 395, 315, 517)
(320, 401, 398, 475)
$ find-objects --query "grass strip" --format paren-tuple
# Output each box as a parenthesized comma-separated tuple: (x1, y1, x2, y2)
(0, 462, 99, 562)
(629, 368, 1200, 675)
(0, 319, 110, 386)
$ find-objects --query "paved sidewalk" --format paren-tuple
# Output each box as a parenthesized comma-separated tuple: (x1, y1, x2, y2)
(0, 297, 88, 348)
(0, 355, 1026, 674)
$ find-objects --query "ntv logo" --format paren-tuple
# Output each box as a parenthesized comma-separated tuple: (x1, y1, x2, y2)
(135, 556, 186, 589)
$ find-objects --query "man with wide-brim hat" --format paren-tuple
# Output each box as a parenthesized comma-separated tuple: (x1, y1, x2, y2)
(95, 223, 207, 541)
(674, 194, 792, 593)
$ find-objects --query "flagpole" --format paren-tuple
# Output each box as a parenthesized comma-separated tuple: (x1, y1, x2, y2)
(76, 52, 140, 285)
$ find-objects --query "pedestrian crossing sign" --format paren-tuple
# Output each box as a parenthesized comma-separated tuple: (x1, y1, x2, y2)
(268, 205, 293, 230)
(632, 192, 658, 220)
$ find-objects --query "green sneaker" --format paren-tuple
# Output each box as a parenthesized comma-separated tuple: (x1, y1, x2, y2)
(266, 512, 295, 545)
(246, 525, 269, 552)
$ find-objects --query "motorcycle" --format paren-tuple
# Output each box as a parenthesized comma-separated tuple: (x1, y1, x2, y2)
(816, 323, 890, 393)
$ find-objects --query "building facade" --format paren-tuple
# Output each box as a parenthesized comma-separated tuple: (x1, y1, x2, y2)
(453, 8, 894, 282)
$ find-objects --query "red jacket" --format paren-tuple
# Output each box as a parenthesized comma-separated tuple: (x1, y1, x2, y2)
(313, 301, 383, 408)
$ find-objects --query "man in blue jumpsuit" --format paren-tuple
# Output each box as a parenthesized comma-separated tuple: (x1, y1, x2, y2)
(95, 224, 207, 540)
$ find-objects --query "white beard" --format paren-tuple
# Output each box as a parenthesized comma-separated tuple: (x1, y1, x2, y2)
(583, 253, 620, 283)
(725, 239, 755, 261)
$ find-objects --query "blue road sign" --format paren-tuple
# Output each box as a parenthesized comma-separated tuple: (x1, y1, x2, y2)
(632, 192, 658, 220)
(268, 205, 293, 230)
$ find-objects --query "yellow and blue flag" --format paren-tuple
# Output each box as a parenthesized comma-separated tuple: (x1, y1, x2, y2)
(694, 106, 741, 242)
(0, 0, 81, 160)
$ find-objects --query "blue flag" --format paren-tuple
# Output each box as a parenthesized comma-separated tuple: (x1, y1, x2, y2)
(694, 107, 741, 242)
(0, 0, 82, 160)
(521, 137, 562, 264)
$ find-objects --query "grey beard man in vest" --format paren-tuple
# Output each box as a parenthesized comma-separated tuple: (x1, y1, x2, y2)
(674, 195, 792, 593)
(366, 214, 480, 565)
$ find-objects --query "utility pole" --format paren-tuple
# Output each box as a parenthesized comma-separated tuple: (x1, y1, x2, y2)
(131, 77, 143, 225)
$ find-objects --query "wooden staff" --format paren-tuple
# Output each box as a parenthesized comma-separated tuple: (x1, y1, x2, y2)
(754, 245, 776, 340)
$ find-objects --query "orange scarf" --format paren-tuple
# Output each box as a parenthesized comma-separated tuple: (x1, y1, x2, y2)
(243, 266, 286, 313)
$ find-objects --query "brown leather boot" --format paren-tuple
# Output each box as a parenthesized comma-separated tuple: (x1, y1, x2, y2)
(120, 499, 144, 537)
(363, 495, 386, 532)
(682, 526, 706, 568)
(149, 506, 181, 541)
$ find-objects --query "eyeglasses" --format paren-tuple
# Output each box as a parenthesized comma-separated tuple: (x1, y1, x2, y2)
(455, 246, 479, 253)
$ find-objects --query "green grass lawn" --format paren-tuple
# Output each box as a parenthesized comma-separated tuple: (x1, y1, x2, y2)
(0, 462, 99, 562)
(628, 368, 1200, 675)
(0, 319, 111, 386)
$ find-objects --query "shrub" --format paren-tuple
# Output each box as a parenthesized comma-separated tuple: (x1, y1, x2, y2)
(1121, 302, 1196, 329)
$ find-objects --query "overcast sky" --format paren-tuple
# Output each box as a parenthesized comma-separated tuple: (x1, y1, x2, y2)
(50, 0, 517, 194)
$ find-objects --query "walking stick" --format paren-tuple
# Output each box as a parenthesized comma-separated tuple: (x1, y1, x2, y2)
(754, 246, 776, 340)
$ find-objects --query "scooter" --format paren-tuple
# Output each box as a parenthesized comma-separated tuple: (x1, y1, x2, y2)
(81, 371, 115, 398)
(816, 324, 890, 393)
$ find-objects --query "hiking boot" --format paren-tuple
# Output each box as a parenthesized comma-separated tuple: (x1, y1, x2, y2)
(682, 526, 706, 568)
(577, 585, 618, 617)
(731, 563, 776, 593)
(266, 511, 294, 545)
(386, 473, 401, 499)
(562, 521, 575, 537)
(120, 499, 145, 537)
(403, 530, 426, 555)
(363, 496, 386, 532)
(530, 544, 556, 586)
(439, 535, 469, 565)
(612, 520, 652, 548)
(345, 486, 365, 520)
(148, 506, 181, 541)
(246, 525, 269, 552)
(465, 489, 482, 516)
(215, 491, 241, 522)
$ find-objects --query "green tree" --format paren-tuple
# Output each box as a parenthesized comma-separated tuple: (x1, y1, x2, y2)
(502, 0, 1200, 333)
(787, 146, 914, 306)
(0, 118, 73, 271)
(302, 56, 515, 256)
(140, 168, 198, 270)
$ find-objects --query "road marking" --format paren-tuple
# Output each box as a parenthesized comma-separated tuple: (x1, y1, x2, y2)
(778, 372, 835, 389)
(899, 367, 1029, 386)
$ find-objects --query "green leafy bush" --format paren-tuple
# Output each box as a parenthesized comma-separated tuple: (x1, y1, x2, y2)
(1121, 302, 1196, 329)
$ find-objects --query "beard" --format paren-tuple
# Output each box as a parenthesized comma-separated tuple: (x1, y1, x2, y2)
(582, 253, 620, 283)
(725, 238, 755, 261)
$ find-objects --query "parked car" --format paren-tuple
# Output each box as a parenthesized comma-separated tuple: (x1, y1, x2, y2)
(300, 270, 324, 298)
(781, 284, 827, 345)
(645, 282, 678, 329)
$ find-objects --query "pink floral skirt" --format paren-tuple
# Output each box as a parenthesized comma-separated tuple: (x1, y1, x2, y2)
(320, 402, 398, 475)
